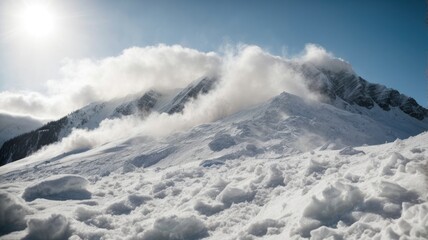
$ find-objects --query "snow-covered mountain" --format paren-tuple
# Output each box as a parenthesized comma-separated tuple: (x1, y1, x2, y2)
(0, 78, 216, 165)
(1, 63, 427, 166)
(0, 113, 43, 146)
(300, 63, 427, 120)
(0, 55, 427, 239)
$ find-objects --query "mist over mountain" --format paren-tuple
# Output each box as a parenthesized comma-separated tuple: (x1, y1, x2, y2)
(0, 45, 426, 166)
(0, 113, 43, 146)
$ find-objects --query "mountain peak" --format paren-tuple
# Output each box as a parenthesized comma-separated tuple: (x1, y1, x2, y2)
(302, 64, 427, 120)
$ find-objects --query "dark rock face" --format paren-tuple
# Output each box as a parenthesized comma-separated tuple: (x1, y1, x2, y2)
(0, 117, 68, 165)
(163, 77, 216, 114)
(304, 66, 428, 120)
(113, 90, 160, 116)
(208, 134, 236, 152)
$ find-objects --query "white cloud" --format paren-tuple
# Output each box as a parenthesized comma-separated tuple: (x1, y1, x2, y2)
(0, 44, 221, 119)
(298, 43, 354, 74)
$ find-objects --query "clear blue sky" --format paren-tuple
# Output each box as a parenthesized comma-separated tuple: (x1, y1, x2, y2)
(1, 0, 427, 106)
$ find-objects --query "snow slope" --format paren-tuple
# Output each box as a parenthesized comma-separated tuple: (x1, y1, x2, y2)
(0, 113, 43, 147)
(0, 129, 426, 239)
(0, 77, 217, 165)
(0, 91, 427, 239)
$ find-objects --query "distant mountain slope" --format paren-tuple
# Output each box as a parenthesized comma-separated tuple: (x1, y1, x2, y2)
(0, 78, 216, 165)
(2, 91, 427, 178)
(0, 113, 43, 146)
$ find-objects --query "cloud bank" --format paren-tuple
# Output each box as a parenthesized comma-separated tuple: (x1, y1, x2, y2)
(0, 44, 352, 120)
(0, 45, 221, 119)
(19, 43, 355, 158)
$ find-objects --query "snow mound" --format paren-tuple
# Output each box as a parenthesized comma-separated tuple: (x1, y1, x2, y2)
(217, 186, 255, 207)
(392, 202, 428, 238)
(0, 191, 32, 236)
(263, 163, 285, 188)
(141, 215, 208, 240)
(106, 194, 151, 215)
(247, 219, 284, 236)
(378, 181, 419, 204)
(22, 174, 91, 201)
(299, 182, 364, 237)
(339, 146, 365, 155)
(74, 206, 101, 222)
(194, 200, 225, 216)
(75, 207, 114, 230)
(24, 214, 71, 240)
(129, 147, 176, 168)
(208, 133, 236, 152)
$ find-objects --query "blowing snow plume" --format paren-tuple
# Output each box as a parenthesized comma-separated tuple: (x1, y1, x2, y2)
(0, 44, 347, 120)
(0, 45, 221, 119)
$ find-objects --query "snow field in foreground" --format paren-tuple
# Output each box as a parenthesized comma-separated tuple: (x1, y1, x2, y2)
(0, 133, 427, 239)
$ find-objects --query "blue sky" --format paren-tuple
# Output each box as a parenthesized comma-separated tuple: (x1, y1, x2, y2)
(0, 0, 427, 106)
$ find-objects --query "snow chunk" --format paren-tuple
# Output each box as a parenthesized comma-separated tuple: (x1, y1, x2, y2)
(74, 207, 101, 222)
(300, 182, 364, 237)
(75, 206, 114, 229)
(217, 186, 255, 207)
(0, 191, 32, 235)
(22, 174, 91, 202)
(106, 194, 151, 215)
(394, 202, 428, 238)
(380, 152, 409, 176)
(208, 133, 236, 152)
(305, 159, 328, 176)
(378, 181, 419, 204)
(142, 215, 208, 240)
(24, 214, 71, 240)
(310, 226, 342, 240)
(199, 178, 229, 199)
(339, 146, 365, 155)
(263, 163, 285, 188)
(129, 147, 176, 168)
(194, 200, 224, 216)
(247, 219, 283, 236)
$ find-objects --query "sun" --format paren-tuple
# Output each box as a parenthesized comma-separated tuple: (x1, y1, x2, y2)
(17, 3, 57, 40)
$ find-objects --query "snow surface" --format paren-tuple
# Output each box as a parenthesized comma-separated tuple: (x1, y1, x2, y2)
(0, 133, 428, 239)
(0, 91, 427, 239)
(0, 132, 427, 239)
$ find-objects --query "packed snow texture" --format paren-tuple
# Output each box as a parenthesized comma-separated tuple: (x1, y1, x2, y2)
(0, 130, 427, 239)
(24, 214, 71, 240)
(0, 191, 32, 235)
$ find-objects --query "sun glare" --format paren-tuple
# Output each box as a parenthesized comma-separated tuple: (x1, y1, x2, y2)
(17, 3, 57, 40)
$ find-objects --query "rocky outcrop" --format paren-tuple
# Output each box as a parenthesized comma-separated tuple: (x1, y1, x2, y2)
(162, 77, 216, 114)
(303, 65, 427, 120)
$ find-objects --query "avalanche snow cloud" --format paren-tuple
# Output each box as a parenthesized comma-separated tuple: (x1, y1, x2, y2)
(14, 44, 340, 156)
(0, 44, 334, 119)
(0, 45, 221, 119)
